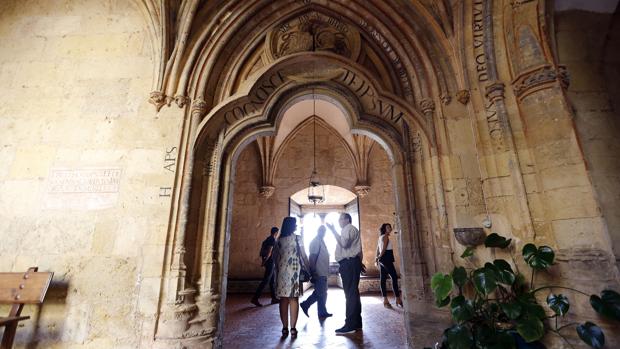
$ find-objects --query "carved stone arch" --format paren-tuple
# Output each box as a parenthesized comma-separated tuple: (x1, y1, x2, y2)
(155, 49, 437, 348)
(194, 52, 434, 156)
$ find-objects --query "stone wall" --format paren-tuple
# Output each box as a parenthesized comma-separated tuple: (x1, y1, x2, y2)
(556, 9, 620, 265)
(0, 1, 174, 348)
(228, 122, 396, 280)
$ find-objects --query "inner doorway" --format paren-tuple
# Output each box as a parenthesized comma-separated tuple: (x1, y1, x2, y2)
(222, 96, 407, 347)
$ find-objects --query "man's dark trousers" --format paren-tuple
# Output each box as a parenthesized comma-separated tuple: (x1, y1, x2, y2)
(254, 259, 276, 300)
(338, 256, 362, 329)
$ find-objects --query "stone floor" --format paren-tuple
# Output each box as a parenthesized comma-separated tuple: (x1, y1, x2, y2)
(223, 288, 408, 348)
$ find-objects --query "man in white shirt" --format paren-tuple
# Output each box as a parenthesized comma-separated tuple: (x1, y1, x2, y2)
(300, 225, 332, 319)
(326, 213, 364, 334)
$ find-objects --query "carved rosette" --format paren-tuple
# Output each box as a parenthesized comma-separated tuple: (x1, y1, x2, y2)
(456, 90, 470, 105)
(512, 64, 564, 100)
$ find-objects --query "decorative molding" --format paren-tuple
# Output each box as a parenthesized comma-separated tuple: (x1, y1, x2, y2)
(512, 64, 560, 100)
(456, 90, 470, 105)
(484, 81, 505, 103)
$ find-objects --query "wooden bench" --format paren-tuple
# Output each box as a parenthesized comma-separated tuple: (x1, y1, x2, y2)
(0, 267, 53, 349)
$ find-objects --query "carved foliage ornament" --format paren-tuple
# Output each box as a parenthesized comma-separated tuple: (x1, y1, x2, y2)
(266, 11, 361, 62)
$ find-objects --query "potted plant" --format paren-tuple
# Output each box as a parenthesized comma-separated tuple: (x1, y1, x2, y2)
(427, 233, 620, 349)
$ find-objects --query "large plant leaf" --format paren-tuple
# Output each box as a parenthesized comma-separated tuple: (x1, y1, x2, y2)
(436, 295, 451, 308)
(451, 295, 474, 323)
(475, 325, 516, 349)
(452, 266, 468, 289)
(590, 290, 620, 321)
(444, 325, 474, 349)
(491, 260, 516, 285)
(461, 246, 475, 258)
(431, 273, 453, 304)
(516, 316, 545, 343)
(546, 293, 569, 316)
(576, 322, 605, 349)
(473, 267, 498, 295)
(522, 244, 555, 270)
(485, 233, 512, 248)
(501, 301, 522, 320)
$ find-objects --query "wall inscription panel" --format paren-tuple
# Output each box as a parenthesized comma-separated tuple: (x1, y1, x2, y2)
(44, 168, 122, 210)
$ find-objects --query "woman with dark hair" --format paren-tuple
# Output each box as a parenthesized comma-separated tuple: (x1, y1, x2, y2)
(273, 217, 309, 337)
(375, 223, 403, 308)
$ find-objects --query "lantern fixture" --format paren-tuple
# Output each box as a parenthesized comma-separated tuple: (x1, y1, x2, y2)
(308, 90, 325, 205)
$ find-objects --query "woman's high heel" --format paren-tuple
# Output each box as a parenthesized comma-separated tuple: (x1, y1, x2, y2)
(395, 298, 403, 307)
(383, 300, 392, 308)
(281, 327, 289, 336)
(290, 328, 298, 337)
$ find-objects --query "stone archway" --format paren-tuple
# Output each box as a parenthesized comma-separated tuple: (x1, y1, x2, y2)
(151, 52, 448, 348)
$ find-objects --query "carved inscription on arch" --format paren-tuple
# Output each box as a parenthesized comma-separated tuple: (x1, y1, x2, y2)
(337, 68, 404, 125)
(223, 71, 287, 127)
(472, 0, 488, 82)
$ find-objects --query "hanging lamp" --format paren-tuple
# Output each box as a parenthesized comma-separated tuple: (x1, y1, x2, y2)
(308, 90, 325, 205)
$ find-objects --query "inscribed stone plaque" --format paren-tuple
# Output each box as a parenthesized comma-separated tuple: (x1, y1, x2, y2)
(45, 168, 122, 210)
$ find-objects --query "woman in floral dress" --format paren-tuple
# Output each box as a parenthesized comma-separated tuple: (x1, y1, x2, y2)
(274, 216, 309, 337)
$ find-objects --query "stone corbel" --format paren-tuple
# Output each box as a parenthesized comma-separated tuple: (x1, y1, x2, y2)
(352, 135, 375, 198)
(256, 136, 276, 198)
(419, 98, 436, 118)
(353, 184, 371, 197)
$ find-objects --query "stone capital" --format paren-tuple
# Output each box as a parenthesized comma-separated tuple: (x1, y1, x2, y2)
(484, 81, 505, 103)
(419, 99, 435, 116)
(191, 98, 208, 118)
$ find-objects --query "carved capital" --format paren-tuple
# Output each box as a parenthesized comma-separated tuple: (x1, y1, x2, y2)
(191, 98, 208, 118)
(419, 99, 435, 116)
(485, 81, 505, 103)
(512, 64, 560, 100)
(149, 91, 167, 112)
(354, 184, 371, 197)
(258, 185, 276, 198)
(456, 90, 470, 105)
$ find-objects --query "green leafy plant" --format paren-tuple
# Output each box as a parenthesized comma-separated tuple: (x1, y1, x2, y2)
(429, 233, 620, 349)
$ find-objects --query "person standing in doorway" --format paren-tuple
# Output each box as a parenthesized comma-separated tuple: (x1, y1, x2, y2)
(300, 225, 332, 319)
(251, 227, 280, 307)
(326, 213, 364, 334)
(274, 217, 309, 337)
(375, 223, 403, 308)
